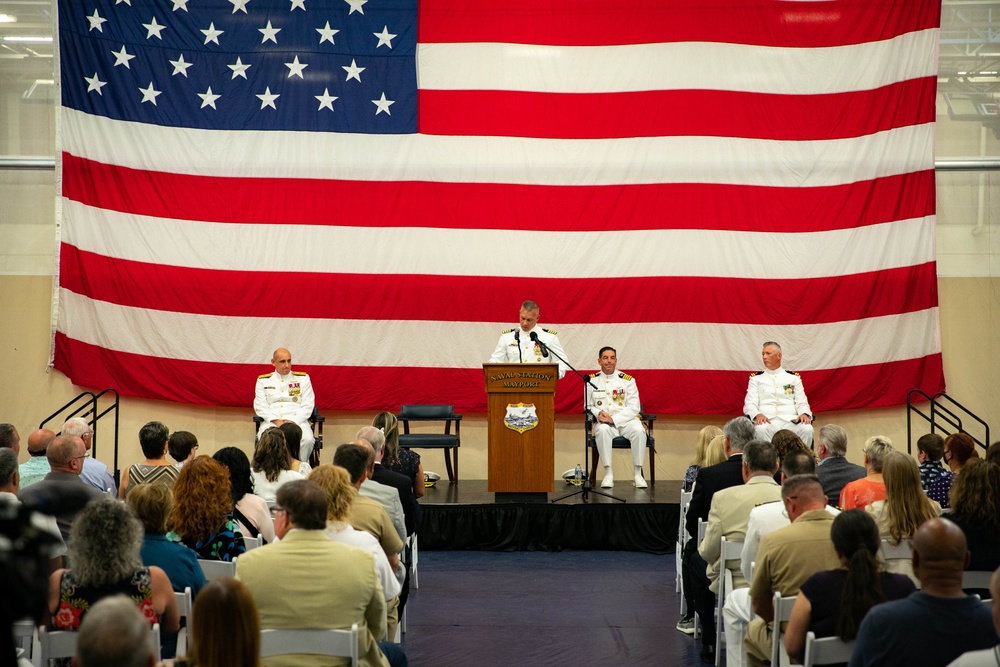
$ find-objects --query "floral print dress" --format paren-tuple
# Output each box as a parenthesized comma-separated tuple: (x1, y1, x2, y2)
(53, 567, 158, 630)
(170, 514, 247, 561)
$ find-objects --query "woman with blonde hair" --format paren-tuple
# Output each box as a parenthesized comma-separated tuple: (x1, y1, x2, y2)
(250, 428, 303, 504)
(168, 456, 246, 562)
(704, 434, 727, 467)
(175, 578, 260, 667)
(866, 452, 941, 545)
(373, 411, 425, 499)
(684, 425, 723, 491)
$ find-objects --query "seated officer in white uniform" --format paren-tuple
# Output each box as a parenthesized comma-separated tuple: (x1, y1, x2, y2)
(254, 347, 316, 461)
(586, 346, 647, 489)
(488, 300, 568, 379)
(743, 341, 813, 447)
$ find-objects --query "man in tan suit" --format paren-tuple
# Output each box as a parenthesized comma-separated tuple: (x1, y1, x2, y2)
(236, 480, 405, 667)
(690, 440, 781, 660)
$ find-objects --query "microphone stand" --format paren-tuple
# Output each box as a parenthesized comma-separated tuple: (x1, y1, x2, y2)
(544, 340, 625, 504)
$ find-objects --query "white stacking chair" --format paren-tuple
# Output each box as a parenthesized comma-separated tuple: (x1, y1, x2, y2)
(259, 626, 359, 667)
(198, 557, 237, 581)
(770, 593, 797, 667)
(677, 489, 693, 598)
(12, 618, 35, 663)
(39, 623, 160, 664)
(714, 537, 744, 666)
(803, 630, 855, 667)
(243, 535, 263, 551)
(963, 570, 993, 590)
(879, 538, 912, 561)
(174, 586, 193, 657)
(406, 532, 418, 589)
(693, 518, 708, 639)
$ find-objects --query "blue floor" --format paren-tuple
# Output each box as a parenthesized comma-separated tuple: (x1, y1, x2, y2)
(402, 550, 701, 666)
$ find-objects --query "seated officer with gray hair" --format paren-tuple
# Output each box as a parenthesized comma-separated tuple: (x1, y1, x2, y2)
(743, 341, 814, 447)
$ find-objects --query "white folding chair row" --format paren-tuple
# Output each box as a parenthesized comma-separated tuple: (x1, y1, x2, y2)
(677, 489, 693, 597)
(879, 538, 912, 561)
(770, 593, 797, 667)
(259, 625, 359, 667)
(406, 532, 418, 589)
(692, 518, 709, 639)
(12, 619, 35, 663)
(39, 623, 160, 664)
(714, 537, 744, 666)
(174, 586, 193, 657)
(198, 558, 237, 581)
(963, 569, 993, 590)
(803, 630, 854, 667)
(243, 535, 263, 551)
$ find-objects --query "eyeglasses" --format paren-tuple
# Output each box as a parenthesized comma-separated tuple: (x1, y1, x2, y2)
(270, 506, 286, 518)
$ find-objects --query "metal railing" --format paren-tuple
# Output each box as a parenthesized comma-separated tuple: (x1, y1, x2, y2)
(906, 389, 990, 455)
(40, 389, 122, 483)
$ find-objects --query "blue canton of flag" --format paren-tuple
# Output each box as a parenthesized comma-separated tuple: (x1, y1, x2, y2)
(59, 0, 417, 133)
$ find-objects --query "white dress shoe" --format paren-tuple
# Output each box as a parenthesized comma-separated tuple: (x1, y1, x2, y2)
(634, 473, 648, 489)
(601, 472, 614, 488)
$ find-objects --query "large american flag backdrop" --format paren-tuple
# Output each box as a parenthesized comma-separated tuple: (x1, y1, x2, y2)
(53, 0, 945, 416)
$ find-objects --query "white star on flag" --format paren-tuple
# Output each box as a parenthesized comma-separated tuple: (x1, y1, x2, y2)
(143, 17, 166, 39)
(342, 58, 364, 82)
(316, 21, 339, 44)
(171, 0, 189, 11)
(316, 88, 337, 111)
(84, 73, 107, 94)
(229, 0, 250, 13)
(290, 0, 306, 10)
(372, 92, 394, 115)
(373, 26, 395, 48)
(201, 22, 224, 45)
(198, 87, 221, 109)
(285, 56, 308, 78)
(259, 20, 281, 44)
(112, 45, 136, 68)
(256, 87, 280, 109)
(169, 54, 193, 77)
(87, 9, 107, 32)
(228, 57, 252, 79)
(139, 82, 162, 105)
(344, 0, 366, 15)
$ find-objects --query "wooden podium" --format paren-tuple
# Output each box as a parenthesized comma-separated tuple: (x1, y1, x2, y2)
(483, 363, 558, 498)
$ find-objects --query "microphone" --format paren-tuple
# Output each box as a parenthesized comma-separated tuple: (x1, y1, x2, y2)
(514, 330, 522, 363)
(529, 331, 549, 357)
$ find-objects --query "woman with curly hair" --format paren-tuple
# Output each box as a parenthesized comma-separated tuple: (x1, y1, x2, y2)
(784, 510, 915, 664)
(373, 411, 424, 499)
(48, 498, 179, 635)
(927, 432, 980, 508)
(250, 428, 303, 504)
(839, 436, 893, 510)
(168, 456, 246, 561)
(770, 429, 818, 483)
(948, 458, 1000, 572)
(213, 447, 275, 543)
(175, 578, 260, 667)
(684, 425, 723, 492)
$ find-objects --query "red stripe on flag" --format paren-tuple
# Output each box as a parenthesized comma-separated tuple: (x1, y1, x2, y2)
(59, 245, 939, 325)
(53, 333, 943, 414)
(61, 154, 935, 234)
(418, 80, 937, 140)
(418, 0, 940, 48)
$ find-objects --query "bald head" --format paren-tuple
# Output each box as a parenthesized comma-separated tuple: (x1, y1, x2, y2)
(351, 439, 377, 472)
(271, 348, 292, 376)
(912, 517, 971, 594)
(27, 429, 56, 455)
(781, 474, 827, 522)
(355, 426, 386, 456)
(48, 434, 86, 471)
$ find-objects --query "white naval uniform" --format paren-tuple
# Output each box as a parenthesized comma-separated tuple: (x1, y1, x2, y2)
(254, 370, 316, 461)
(488, 325, 568, 379)
(742, 366, 813, 446)
(586, 371, 647, 467)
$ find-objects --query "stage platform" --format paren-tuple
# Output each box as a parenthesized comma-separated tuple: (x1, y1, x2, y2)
(417, 479, 681, 554)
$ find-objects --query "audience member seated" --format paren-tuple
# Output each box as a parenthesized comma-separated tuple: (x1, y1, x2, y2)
(848, 517, 996, 666)
(213, 447, 275, 544)
(684, 425, 724, 492)
(928, 433, 980, 509)
(917, 433, 952, 507)
(168, 431, 200, 470)
(866, 451, 941, 581)
(48, 498, 179, 636)
(357, 426, 421, 536)
(174, 577, 261, 667)
(947, 565, 1000, 666)
(784, 510, 916, 664)
(62, 417, 117, 495)
(74, 595, 159, 667)
(19, 434, 104, 543)
(18, 427, 55, 489)
(251, 428, 303, 504)
(373, 412, 425, 500)
(704, 435, 727, 467)
(168, 456, 246, 561)
(235, 479, 407, 667)
(310, 464, 403, 637)
(839, 436, 893, 511)
(986, 442, 1000, 467)
(278, 422, 312, 477)
(947, 459, 1000, 574)
(770, 429, 815, 484)
(0, 447, 66, 569)
(127, 483, 206, 597)
(119, 422, 179, 499)
(815, 424, 866, 508)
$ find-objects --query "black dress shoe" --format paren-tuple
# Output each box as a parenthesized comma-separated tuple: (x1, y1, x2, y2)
(700, 642, 715, 663)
